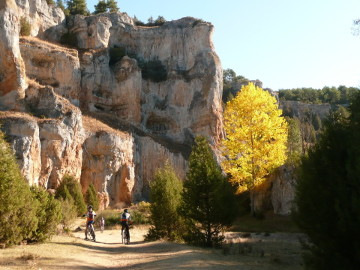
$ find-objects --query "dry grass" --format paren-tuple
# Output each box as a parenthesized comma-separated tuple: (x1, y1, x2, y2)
(82, 115, 130, 138)
(20, 36, 78, 57)
(0, 222, 303, 270)
(231, 211, 300, 233)
(0, 111, 37, 121)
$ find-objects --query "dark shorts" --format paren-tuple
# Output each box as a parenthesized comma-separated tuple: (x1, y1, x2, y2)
(121, 221, 129, 230)
(87, 220, 94, 227)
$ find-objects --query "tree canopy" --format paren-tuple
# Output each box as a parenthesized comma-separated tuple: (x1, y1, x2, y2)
(94, 0, 119, 14)
(293, 93, 360, 269)
(147, 162, 183, 241)
(66, 0, 89, 16)
(221, 83, 288, 214)
(180, 136, 237, 247)
(278, 86, 359, 104)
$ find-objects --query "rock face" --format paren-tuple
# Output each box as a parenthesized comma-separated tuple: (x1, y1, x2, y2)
(15, 0, 65, 37)
(0, 113, 41, 186)
(0, 0, 26, 110)
(20, 37, 81, 106)
(80, 126, 135, 209)
(270, 165, 297, 215)
(0, 2, 294, 213)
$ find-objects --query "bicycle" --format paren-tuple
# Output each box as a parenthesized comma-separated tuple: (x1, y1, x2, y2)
(99, 218, 105, 233)
(86, 223, 96, 242)
(121, 226, 130, 245)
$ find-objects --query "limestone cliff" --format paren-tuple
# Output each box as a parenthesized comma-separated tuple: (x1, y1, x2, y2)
(0, 1, 296, 213)
(0, 0, 26, 110)
(0, 1, 224, 209)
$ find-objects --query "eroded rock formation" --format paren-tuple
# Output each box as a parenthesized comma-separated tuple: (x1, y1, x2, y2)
(0, 1, 224, 208)
(0, 0, 295, 213)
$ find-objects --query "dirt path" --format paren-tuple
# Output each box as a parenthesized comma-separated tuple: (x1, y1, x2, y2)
(0, 223, 304, 270)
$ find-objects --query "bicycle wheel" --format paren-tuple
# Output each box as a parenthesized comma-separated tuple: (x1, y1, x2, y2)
(90, 225, 96, 241)
(125, 229, 130, 245)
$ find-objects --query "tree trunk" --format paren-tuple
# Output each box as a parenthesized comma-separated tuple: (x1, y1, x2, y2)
(250, 189, 255, 216)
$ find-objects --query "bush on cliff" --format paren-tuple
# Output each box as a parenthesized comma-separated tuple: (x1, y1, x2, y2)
(293, 95, 360, 269)
(146, 162, 184, 241)
(0, 131, 38, 246)
(20, 17, 31, 36)
(55, 175, 86, 215)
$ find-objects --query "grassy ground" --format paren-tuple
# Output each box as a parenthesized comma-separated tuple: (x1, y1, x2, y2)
(231, 211, 300, 233)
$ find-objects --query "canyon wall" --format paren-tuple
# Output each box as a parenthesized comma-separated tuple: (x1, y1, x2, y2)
(0, 1, 223, 209)
(0, 0, 296, 213)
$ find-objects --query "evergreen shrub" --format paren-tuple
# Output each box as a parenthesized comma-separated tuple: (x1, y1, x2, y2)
(0, 131, 38, 246)
(55, 175, 86, 215)
(85, 183, 99, 211)
(20, 17, 31, 36)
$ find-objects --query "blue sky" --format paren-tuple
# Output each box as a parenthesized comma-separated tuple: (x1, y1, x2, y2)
(87, 0, 360, 90)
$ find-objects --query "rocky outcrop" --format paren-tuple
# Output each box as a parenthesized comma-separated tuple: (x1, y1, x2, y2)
(0, 112, 41, 186)
(15, 0, 64, 37)
(20, 37, 81, 106)
(270, 165, 297, 215)
(0, 83, 136, 209)
(81, 117, 135, 209)
(0, 0, 26, 110)
(280, 100, 333, 119)
(134, 136, 188, 199)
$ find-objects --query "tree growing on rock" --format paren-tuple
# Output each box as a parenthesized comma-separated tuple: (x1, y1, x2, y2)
(221, 83, 288, 215)
(94, 0, 119, 14)
(66, 0, 89, 16)
(293, 95, 360, 269)
(106, 0, 119, 12)
(94, 0, 107, 14)
(146, 162, 184, 241)
(180, 136, 237, 247)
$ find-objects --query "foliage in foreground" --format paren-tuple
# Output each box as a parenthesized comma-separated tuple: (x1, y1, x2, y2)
(293, 95, 360, 269)
(0, 131, 38, 246)
(0, 131, 62, 246)
(29, 186, 62, 242)
(221, 82, 288, 215)
(146, 162, 184, 241)
(180, 136, 237, 247)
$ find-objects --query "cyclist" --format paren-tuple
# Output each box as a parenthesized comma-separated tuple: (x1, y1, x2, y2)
(83, 205, 96, 241)
(99, 216, 105, 232)
(120, 209, 132, 243)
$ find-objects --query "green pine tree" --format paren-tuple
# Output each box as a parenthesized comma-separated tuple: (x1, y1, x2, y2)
(146, 162, 183, 241)
(94, 0, 107, 14)
(29, 186, 62, 242)
(180, 136, 237, 247)
(293, 93, 360, 269)
(0, 131, 38, 246)
(106, 0, 119, 12)
(66, 0, 89, 16)
(55, 174, 86, 215)
(56, 0, 65, 11)
(85, 183, 99, 211)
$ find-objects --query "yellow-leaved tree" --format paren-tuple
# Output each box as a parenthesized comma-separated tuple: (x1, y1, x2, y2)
(221, 83, 288, 215)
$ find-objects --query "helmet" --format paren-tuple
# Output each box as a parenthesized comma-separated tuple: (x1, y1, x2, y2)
(88, 205, 93, 210)
(124, 209, 128, 213)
